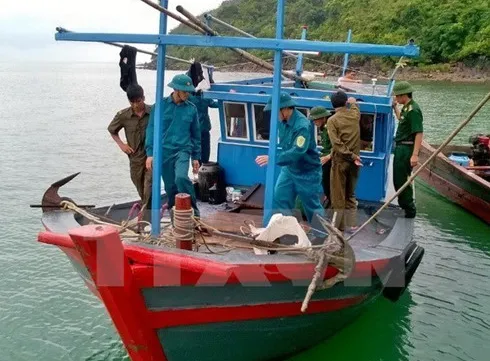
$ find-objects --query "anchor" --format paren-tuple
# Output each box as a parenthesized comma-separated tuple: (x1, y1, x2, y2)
(29, 172, 95, 212)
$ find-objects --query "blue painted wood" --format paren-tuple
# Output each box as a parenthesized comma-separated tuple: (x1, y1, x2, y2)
(157, 296, 377, 361)
(206, 91, 392, 114)
(206, 84, 392, 104)
(150, 0, 169, 236)
(220, 77, 275, 85)
(342, 29, 353, 76)
(263, 0, 285, 226)
(55, 33, 420, 57)
(217, 142, 278, 186)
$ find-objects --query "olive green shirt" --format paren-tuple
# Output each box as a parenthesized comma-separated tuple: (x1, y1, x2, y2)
(395, 99, 423, 142)
(107, 104, 152, 163)
(320, 126, 332, 156)
(326, 103, 361, 161)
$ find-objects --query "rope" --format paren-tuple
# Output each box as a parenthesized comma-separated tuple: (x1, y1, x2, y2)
(346, 90, 490, 242)
(171, 207, 195, 242)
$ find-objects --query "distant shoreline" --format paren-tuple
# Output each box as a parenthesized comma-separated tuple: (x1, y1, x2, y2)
(138, 61, 489, 83)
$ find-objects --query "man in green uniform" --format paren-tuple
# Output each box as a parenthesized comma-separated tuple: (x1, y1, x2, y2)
(187, 62, 219, 164)
(108, 84, 152, 210)
(308, 106, 333, 208)
(145, 74, 201, 217)
(188, 91, 218, 164)
(326, 91, 362, 233)
(255, 92, 325, 228)
(392, 81, 423, 218)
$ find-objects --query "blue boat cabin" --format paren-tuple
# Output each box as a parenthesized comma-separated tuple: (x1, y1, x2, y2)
(203, 76, 394, 203)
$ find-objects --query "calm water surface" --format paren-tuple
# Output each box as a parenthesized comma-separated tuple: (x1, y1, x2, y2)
(0, 62, 489, 361)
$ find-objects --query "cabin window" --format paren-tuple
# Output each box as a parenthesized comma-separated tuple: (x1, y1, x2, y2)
(253, 104, 271, 141)
(360, 113, 375, 152)
(252, 105, 310, 142)
(224, 102, 249, 140)
(297, 108, 309, 117)
(316, 124, 324, 147)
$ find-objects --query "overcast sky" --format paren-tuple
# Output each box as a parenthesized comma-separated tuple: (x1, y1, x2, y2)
(0, 0, 225, 62)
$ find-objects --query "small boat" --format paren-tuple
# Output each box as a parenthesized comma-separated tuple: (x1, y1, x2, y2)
(33, 2, 425, 361)
(417, 137, 490, 224)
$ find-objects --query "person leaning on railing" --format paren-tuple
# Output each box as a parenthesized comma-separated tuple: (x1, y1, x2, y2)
(392, 81, 424, 218)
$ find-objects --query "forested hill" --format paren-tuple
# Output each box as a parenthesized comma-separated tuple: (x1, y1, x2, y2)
(158, 0, 489, 72)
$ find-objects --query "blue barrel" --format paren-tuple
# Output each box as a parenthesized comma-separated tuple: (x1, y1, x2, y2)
(448, 152, 470, 167)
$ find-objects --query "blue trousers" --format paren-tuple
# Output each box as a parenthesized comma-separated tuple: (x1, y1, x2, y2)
(162, 151, 199, 217)
(273, 167, 325, 227)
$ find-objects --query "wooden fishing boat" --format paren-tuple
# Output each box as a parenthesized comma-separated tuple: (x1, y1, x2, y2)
(417, 140, 490, 224)
(38, 172, 423, 361)
(33, 1, 425, 360)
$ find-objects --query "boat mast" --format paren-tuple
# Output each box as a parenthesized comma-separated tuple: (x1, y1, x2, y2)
(341, 29, 352, 76)
(263, 0, 285, 225)
(294, 26, 308, 88)
(150, 0, 169, 235)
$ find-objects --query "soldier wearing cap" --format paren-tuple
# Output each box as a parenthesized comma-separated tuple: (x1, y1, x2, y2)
(327, 91, 362, 233)
(308, 106, 333, 208)
(108, 84, 153, 213)
(145, 74, 201, 217)
(392, 81, 423, 218)
(255, 92, 325, 227)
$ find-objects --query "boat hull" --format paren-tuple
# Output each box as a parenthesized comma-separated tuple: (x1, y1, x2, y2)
(38, 220, 418, 361)
(417, 141, 490, 224)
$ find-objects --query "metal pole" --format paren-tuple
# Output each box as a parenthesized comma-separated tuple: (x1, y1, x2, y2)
(55, 28, 213, 69)
(295, 26, 307, 86)
(204, 14, 256, 38)
(263, 0, 285, 226)
(341, 29, 352, 76)
(204, 13, 299, 60)
(150, 0, 169, 236)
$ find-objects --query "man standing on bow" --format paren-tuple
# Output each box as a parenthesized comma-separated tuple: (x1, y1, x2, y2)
(255, 92, 325, 227)
(108, 84, 152, 211)
(308, 106, 333, 208)
(145, 74, 201, 217)
(392, 81, 423, 218)
(327, 91, 362, 233)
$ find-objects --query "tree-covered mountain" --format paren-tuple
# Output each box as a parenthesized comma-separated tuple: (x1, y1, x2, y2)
(156, 0, 489, 73)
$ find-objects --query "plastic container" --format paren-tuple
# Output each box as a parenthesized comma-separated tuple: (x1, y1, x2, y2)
(197, 162, 225, 202)
(448, 152, 470, 167)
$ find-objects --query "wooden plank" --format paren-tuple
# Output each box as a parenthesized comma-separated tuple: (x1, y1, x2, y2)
(201, 211, 263, 233)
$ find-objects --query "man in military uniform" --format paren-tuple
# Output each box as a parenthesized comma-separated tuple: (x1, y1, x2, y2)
(326, 91, 362, 233)
(145, 74, 201, 217)
(308, 106, 333, 208)
(255, 92, 325, 227)
(187, 61, 219, 164)
(108, 84, 152, 211)
(188, 92, 218, 164)
(392, 81, 423, 218)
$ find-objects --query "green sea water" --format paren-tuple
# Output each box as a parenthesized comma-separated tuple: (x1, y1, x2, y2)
(0, 62, 488, 361)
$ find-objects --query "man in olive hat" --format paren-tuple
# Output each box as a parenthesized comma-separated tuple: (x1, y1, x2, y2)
(309, 106, 333, 208)
(145, 73, 201, 217)
(255, 92, 325, 227)
(392, 81, 423, 218)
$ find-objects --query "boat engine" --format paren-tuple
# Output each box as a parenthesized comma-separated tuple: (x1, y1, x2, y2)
(469, 134, 490, 166)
